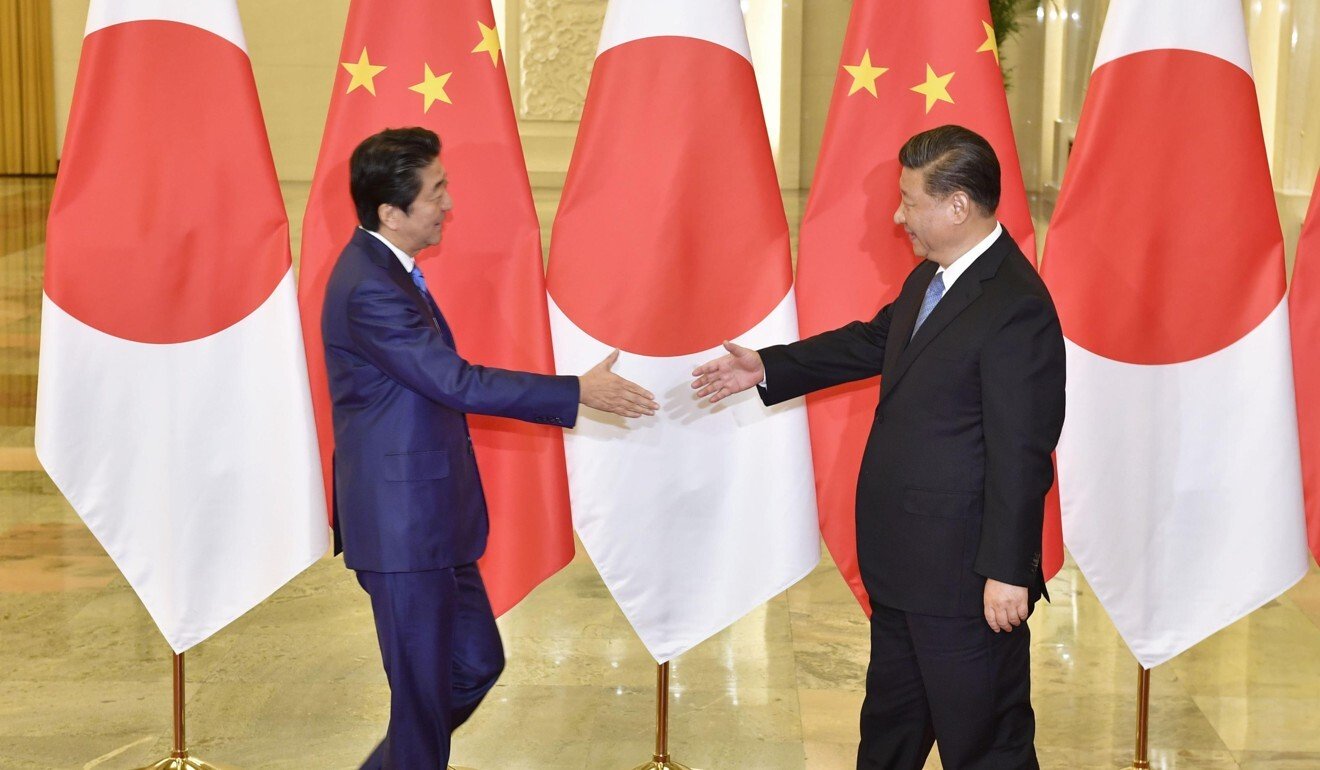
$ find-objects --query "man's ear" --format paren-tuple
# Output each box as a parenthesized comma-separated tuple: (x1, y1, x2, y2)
(377, 203, 396, 231)
(948, 191, 971, 225)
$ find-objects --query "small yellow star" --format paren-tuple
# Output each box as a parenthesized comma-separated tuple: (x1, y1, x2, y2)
(341, 48, 386, 95)
(472, 21, 502, 66)
(911, 65, 955, 114)
(842, 49, 889, 97)
(977, 21, 1000, 65)
(409, 64, 453, 112)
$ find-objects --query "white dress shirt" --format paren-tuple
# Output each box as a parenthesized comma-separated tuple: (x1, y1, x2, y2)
(934, 221, 1002, 292)
(363, 226, 416, 273)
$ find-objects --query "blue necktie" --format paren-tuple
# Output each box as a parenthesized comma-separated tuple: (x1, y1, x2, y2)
(912, 271, 945, 339)
(409, 264, 455, 346)
(409, 264, 435, 307)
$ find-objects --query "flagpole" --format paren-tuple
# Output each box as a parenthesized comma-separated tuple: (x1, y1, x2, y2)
(630, 662, 697, 770)
(1126, 664, 1151, 770)
(134, 652, 226, 770)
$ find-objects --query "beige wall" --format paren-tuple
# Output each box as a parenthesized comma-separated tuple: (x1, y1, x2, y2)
(797, 0, 849, 187)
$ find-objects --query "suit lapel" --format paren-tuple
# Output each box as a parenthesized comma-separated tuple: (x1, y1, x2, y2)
(356, 230, 457, 347)
(880, 232, 1010, 403)
(884, 260, 936, 378)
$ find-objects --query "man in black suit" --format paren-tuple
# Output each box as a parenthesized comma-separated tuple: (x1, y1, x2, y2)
(692, 125, 1065, 769)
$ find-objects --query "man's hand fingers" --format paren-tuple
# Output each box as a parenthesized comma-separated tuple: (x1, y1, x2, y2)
(999, 606, 1014, 632)
(985, 607, 1000, 632)
(692, 372, 725, 390)
(622, 381, 655, 401)
(618, 383, 655, 404)
(692, 356, 730, 378)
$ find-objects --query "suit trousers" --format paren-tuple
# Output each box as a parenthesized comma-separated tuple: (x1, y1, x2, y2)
(356, 563, 504, 770)
(857, 602, 1037, 770)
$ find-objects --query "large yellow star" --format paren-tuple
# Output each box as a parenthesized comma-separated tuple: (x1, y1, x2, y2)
(977, 21, 1000, 65)
(472, 21, 502, 66)
(842, 49, 889, 97)
(911, 65, 955, 113)
(341, 48, 386, 95)
(409, 64, 453, 112)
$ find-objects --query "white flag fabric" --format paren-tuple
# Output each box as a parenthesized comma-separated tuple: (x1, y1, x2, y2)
(545, 0, 819, 662)
(1040, 0, 1309, 668)
(36, 0, 328, 652)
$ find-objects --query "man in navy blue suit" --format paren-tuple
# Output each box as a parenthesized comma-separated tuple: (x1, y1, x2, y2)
(322, 127, 657, 770)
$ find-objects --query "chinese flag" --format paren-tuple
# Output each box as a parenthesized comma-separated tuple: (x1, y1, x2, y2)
(1292, 171, 1320, 565)
(796, 0, 1046, 613)
(298, 0, 572, 614)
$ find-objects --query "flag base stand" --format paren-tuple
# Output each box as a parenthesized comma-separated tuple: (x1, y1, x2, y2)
(629, 662, 701, 770)
(133, 652, 237, 770)
(631, 760, 694, 770)
(1123, 664, 1151, 770)
(138, 759, 224, 770)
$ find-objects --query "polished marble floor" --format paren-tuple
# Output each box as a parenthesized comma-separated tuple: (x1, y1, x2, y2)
(2, 177, 1319, 769)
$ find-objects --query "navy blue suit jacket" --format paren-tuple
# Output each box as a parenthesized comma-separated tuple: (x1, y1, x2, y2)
(322, 228, 580, 573)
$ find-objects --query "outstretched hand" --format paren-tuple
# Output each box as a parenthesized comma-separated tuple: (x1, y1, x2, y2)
(579, 350, 658, 418)
(691, 341, 765, 404)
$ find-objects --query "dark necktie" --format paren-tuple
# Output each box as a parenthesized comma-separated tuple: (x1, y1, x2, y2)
(911, 271, 946, 339)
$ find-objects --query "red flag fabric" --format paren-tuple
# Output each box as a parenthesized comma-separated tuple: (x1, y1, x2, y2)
(795, 0, 1045, 612)
(298, 0, 572, 614)
(1292, 172, 1320, 565)
(36, 0, 327, 652)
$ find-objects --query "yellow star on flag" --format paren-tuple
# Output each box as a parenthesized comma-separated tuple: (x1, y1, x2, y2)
(472, 21, 502, 66)
(341, 48, 386, 95)
(977, 21, 1000, 65)
(409, 64, 453, 112)
(842, 49, 888, 97)
(911, 65, 955, 113)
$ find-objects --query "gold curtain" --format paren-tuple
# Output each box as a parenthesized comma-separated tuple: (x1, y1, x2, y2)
(0, 0, 56, 175)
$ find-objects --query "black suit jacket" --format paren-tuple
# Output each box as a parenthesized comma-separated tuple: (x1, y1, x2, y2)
(759, 229, 1065, 618)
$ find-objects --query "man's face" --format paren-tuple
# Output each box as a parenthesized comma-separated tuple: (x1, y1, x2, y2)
(893, 165, 952, 260)
(389, 156, 453, 254)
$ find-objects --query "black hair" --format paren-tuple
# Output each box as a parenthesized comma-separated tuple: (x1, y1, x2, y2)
(898, 125, 1001, 215)
(349, 127, 442, 230)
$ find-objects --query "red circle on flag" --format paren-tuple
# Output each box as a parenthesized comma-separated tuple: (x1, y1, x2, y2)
(546, 37, 793, 357)
(1042, 50, 1285, 365)
(44, 21, 290, 344)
